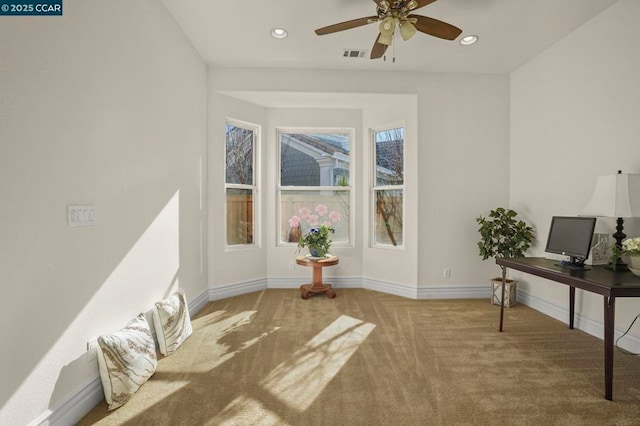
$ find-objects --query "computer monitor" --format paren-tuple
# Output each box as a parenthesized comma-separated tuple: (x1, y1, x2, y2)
(545, 216, 597, 269)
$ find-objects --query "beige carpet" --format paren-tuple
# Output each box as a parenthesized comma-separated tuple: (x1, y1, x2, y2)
(79, 289, 640, 425)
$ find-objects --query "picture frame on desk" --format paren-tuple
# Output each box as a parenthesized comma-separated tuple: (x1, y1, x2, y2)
(585, 232, 611, 266)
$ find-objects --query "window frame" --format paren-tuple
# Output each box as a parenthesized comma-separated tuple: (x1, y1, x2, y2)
(224, 118, 260, 250)
(371, 124, 405, 250)
(277, 127, 355, 248)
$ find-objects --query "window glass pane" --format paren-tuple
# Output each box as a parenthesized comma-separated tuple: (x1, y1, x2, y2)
(375, 189, 403, 246)
(226, 188, 253, 245)
(281, 190, 349, 244)
(375, 128, 404, 186)
(226, 124, 254, 185)
(280, 133, 350, 186)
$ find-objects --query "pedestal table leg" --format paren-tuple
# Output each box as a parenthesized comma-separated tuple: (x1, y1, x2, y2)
(312, 266, 323, 289)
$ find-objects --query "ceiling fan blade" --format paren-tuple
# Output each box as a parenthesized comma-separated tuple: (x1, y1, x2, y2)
(409, 14, 462, 40)
(315, 16, 379, 35)
(370, 34, 389, 59)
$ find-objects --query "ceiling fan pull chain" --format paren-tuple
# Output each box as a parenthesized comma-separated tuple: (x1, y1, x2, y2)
(393, 30, 397, 63)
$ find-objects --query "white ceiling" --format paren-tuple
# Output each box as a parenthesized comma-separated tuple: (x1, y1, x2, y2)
(161, 0, 617, 74)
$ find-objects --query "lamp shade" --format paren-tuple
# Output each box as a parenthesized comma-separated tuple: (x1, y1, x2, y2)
(399, 21, 417, 41)
(378, 31, 393, 46)
(405, 0, 418, 10)
(581, 172, 640, 218)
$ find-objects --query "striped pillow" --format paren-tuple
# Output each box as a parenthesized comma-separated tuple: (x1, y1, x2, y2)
(152, 288, 192, 356)
(97, 313, 157, 410)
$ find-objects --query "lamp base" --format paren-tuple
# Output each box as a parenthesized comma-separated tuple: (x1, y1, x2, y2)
(609, 216, 628, 271)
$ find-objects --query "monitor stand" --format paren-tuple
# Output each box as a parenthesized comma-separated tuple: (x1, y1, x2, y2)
(554, 256, 591, 271)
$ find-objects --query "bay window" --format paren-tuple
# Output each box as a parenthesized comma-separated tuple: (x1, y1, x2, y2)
(372, 126, 404, 247)
(278, 130, 352, 245)
(225, 120, 258, 247)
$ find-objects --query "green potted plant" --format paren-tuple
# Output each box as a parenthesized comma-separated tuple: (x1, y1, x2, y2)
(610, 237, 640, 274)
(476, 207, 534, 307)
(298, 225, 335, 258)
(623, 237, 640, 272)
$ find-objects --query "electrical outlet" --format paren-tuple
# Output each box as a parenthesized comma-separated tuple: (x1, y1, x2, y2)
(288, 261, 295, 270)
(443, 268, 451, 279)
(86, 338, 98, 362)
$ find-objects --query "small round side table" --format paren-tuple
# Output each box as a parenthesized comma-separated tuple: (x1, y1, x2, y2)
(295, 255, 339, 299)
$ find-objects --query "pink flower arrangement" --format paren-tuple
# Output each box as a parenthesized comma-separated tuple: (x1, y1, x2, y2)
(288, 216, 301, 228)
(315, 204, 328, 217)
(289, 204, 341, 231)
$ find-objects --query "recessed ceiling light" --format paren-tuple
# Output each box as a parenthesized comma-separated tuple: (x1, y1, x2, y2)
(271, 28, 288, 39)
(460, 35, 478, 46)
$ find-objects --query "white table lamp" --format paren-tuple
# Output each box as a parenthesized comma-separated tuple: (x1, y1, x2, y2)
(581, 171, 640, 269)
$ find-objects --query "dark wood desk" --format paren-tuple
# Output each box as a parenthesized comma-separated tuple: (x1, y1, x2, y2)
(496, 257, 640, 400)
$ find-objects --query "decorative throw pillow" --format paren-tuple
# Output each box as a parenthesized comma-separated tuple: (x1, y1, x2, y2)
(152, 288, 193, 356)
(97, 313, 157, 410)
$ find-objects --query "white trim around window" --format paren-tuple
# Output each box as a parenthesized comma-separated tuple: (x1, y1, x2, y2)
(225, 118, 261, 250)
(276, 127, 355, 248)
(371, 124, 405, 249)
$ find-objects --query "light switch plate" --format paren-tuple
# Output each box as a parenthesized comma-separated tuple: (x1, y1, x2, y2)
(68, 205, 95, 227)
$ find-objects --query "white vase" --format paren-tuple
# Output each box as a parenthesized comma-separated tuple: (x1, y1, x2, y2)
(629, 256, 640, 270)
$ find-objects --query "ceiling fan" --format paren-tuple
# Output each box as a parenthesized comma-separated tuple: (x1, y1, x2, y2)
(315, 0, 462, 60)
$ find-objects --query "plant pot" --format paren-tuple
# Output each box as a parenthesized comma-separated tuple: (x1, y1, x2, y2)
(490, 278, 517, 308)
(309, 246, 325, 258)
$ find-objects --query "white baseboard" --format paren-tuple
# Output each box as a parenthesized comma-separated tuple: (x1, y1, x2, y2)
(363, 278, 418, 299)
(267, 276, 362, 289)
(265, 276, 490, 301)
(30, 377, 103, 426)
(517, 289, 640, 353)
(516, 289, 570, 324)
(209, 278, 268, 301)
(417, 284, 491, 299)
(188, 287, 210, 316)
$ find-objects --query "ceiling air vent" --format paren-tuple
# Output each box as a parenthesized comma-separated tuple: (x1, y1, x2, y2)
(343, 49, 367, 58)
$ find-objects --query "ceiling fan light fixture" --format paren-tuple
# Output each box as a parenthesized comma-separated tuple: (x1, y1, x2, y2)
(271, 28, 288, 39)
(379, 16, 395, 34)
(405, 0, 418, 10)
(399, 21, 417, 41)
(379, 0, 390, 12)
(378, 31, 394, 46)
(460, 35, 478, 45)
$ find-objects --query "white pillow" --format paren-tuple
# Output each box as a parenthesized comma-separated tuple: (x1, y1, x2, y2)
(152, 288, 193, 356)
(97, 313, 157, 410)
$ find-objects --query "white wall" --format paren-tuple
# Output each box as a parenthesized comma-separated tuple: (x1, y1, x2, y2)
(416, 74, 511, 288)
(208, 69, 510, 293)
(0, 1, 208, 424)
(511, 0, 640, 340)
